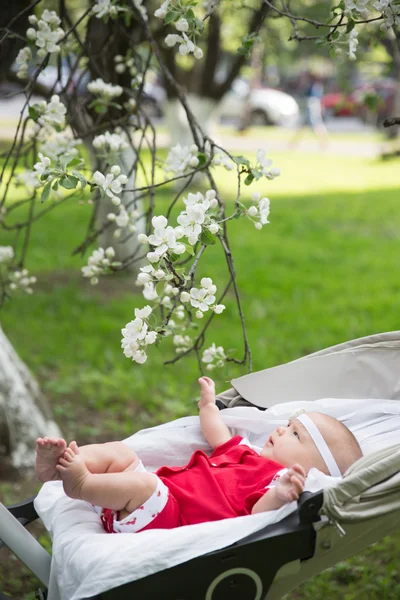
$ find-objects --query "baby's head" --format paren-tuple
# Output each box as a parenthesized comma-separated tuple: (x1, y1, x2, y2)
(261, 412, 362, 476)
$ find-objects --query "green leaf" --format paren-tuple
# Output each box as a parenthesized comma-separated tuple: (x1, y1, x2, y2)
(41, 181, 52, 203)
(251, 168, 263, 181)
(232, 155, 251, 167)
(52, 180, 59, 191)
(65, 157, 82, 168)
(184, 244, 195, 256)
(59, 175, 78, 190)
(165, 10, 179, 24)
(244, 173, 254, 186)
(28, 106, 39, 121)
(346, 19, 355, 33)
(200, 230, 217, 246)
(71, 170, 87, 190)
(197, 153, 207, 166)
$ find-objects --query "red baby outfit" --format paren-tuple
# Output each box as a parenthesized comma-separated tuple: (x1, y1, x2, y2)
(141, 435, 285, 531)
(99, 436, 285, 533)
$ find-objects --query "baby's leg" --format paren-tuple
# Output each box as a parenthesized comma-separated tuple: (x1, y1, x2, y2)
(77, 441, 140, 474)
(57, 442, 156, 513)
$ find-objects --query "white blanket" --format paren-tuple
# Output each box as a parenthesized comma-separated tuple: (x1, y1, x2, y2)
(34, 398, 400, 600)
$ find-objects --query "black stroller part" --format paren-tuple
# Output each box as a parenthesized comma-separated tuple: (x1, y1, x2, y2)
(86, 493, 323, 600)
(6, 496, 38, 527)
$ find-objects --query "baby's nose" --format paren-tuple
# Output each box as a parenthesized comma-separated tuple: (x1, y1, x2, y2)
(276, 426, 285, 436)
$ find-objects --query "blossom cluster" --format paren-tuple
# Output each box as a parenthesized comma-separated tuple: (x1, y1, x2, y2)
(35, 95, 67, 129)
(246, 192, 270, 230)
(9, 269, 37, 294)
(40, 130, 81, 162)
(107, 207, 140, 238)
(26, 10, 64, 58)
(180, 277, 225, 319)
(93, 131, 129, 158)
(173, 334, 192, 353)
(81, 247, 118, 285)
(121, 306, 157, 364)
(0, 246, 14, 264)
(87, 79, 123, 108)
(202, 343, 227, 370)
(155, 2, 204, 59)
(138, 215, 186, 264)
(177, 190, 220, 245)
(164, 144, 200, 176)
(256, 150, 281, 180)
(213, 151, 235, 171)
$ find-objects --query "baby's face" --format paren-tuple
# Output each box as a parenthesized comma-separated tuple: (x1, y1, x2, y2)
(260, 413, 329, 473)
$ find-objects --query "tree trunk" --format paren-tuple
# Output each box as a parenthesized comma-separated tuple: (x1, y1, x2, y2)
(0, 326, 61, 471)
(95, 144, 146, 269)
(164, 95, 219, 147)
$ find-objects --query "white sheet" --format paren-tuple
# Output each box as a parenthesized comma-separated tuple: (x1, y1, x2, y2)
(34, 398, 400, 600)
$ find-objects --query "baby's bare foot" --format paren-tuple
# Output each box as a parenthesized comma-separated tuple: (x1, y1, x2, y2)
(56, 442, 90, 500)
(36, 437, 67, 482)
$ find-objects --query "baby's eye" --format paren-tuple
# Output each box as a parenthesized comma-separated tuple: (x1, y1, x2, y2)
(293, 431, 299, 439)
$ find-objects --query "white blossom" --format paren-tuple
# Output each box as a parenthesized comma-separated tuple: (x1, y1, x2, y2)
(40, 130, 81, 162)
(256, 149, 280, 180)
(121, 305, 156, 364)
(164, 143, 199, 176)
(88, 78, 123, 100)
(154, 0, 170, 19)
(93, 0, 123, 19)
(15, 46, 32, 79)
(26, 10, 64, 58)
(146, 215, 186, 262)
(93, 131, 128, 156)
(173, 334, 192, 353)
(246, 192, 270, 230)
(0, 246, 14, 264)
(175, 18, 189, 32)
(81, 246, 116, 284)
(16, 169, 41, 190)
(9, 268, 37, 294)
(213, 152, 234, 171)
(348, 29, 359, 60)
(92, 167, 128, 205)
(36, 95, 67, 129)
(33, 153, 51, 177)
(202, 343, 226, 370)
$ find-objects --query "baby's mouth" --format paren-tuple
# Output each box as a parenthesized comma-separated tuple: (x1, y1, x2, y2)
(268, 435, 274, 446)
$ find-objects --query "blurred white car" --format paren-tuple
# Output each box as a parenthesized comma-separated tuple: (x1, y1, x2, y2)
(218, 79, 299, 127)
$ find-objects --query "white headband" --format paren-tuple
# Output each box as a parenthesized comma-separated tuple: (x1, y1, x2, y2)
(296, 413, 342, 477)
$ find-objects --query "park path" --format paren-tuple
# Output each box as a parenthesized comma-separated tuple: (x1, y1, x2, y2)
(0, 94, 382, 157)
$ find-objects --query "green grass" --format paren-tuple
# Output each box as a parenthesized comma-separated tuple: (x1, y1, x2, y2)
(1, 139, 400, 598)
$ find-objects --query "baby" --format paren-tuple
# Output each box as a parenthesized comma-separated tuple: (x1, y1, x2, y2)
(36, 377, 363, 533)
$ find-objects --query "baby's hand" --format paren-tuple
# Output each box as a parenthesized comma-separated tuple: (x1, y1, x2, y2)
(198, 376, 216, 408)
(275, 464, 306, 504)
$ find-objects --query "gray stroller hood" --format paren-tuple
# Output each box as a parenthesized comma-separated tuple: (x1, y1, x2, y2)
(217, 331, 400, 599)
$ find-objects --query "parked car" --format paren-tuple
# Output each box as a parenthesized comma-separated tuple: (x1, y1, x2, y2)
(322, 80, 396, 125)
(218, 79, 300, 127)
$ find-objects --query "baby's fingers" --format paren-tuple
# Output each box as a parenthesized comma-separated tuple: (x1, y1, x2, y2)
(290, 475, 305, 496)
(291, 463, 307, 478)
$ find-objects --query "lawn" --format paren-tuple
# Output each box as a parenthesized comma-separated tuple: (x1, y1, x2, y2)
(0, 135, 400, 599)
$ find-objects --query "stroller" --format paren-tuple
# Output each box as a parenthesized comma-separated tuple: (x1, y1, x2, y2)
(1, 330, 400, 600)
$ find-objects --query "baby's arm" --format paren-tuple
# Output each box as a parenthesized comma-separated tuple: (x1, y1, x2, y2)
(251, 464, 306, 513)
(198, 377, 232, 449)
